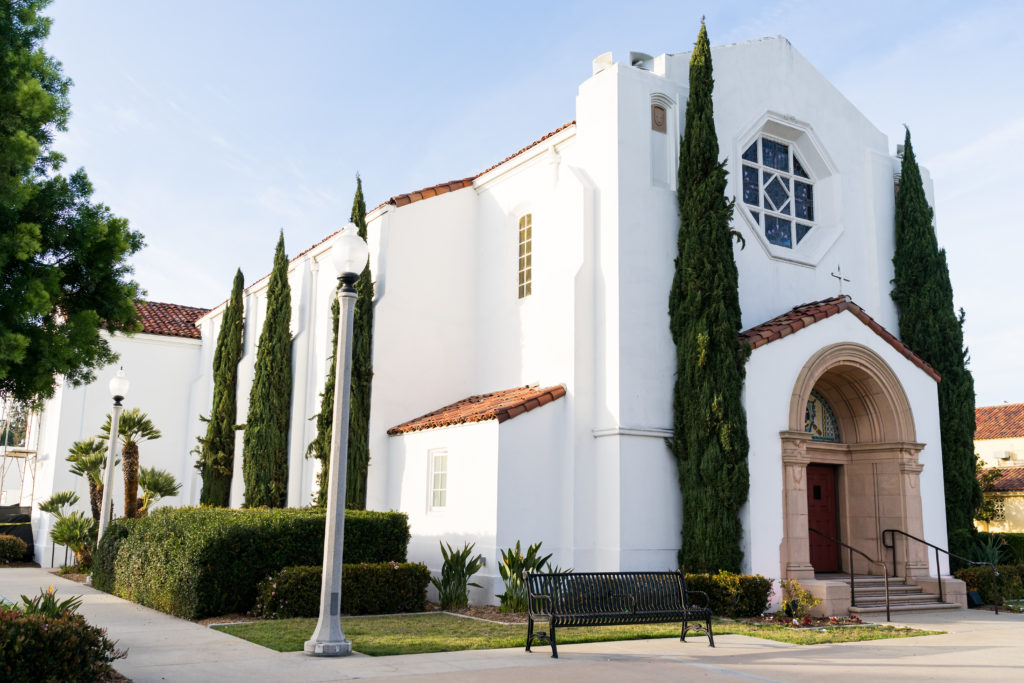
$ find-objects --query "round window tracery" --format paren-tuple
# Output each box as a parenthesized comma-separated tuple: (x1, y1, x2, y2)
(805, 390, 839, 442)
(741, 136, 814, 249)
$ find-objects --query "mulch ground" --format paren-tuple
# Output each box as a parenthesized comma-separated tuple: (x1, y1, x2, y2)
(441, 604, 529, 624)
(0, 560, 40, 568)
(744, 614, 863, 628)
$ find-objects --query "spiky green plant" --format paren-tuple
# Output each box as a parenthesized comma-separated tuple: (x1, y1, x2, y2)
(50, 512, 95, 566)
(66, 438, 110, 521)
(243, 232, 293, 508)
(38, 491, 79, 516)
(98, 408, 161, 518)
(497, 541, 553, 613)
(138, 467, 182, 515)
(430, 542, 484, 609)
(668, 21, 750, 572)
(890, 128, 980, 561)
(198, 268, 245, 507)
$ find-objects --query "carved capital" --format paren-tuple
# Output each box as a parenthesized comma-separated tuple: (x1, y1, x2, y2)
(780, 430, 812, 465)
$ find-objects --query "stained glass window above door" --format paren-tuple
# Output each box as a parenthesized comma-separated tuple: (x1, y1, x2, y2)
(805, 390, 839, 442)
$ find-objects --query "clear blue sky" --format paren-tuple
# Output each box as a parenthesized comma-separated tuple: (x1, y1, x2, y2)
(45, 0, 1023, 406)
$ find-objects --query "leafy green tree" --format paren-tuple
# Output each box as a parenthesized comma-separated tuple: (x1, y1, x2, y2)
(890, 128, 981, 558)
(138, 467, 181, 515)
(0, 0, 143, 405)
(66, 438, 112, 521)
(197, 269, 245, 506)
(243, 232, 292, 508)
(98, 408, 161, 519)
(668, 22, 750, 573)
(306, 177, 373, 507)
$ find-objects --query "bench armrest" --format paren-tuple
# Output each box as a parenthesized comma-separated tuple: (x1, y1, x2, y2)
(686, 590, 711, 610)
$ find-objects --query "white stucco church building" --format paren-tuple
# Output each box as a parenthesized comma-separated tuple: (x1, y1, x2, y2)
(18, 36, 960, 608)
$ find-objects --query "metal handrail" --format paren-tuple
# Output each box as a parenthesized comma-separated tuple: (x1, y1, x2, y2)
(882, 528, 1000, 614)
(809, 527, 890, 622)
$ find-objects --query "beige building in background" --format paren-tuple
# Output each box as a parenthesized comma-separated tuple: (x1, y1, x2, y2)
(975, 403, 1024, 533)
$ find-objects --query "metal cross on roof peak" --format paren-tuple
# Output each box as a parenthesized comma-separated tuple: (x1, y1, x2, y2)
(830, 265, 851, 295)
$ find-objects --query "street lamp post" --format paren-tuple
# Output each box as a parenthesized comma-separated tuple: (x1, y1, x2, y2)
(97, 369, 129, 544)
(305, 223, 368, 657)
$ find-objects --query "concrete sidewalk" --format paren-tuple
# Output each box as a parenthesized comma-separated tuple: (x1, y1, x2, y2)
(2, 567, 1023, 682)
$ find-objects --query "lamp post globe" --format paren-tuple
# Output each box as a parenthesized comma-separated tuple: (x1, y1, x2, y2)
(97, 369, 129, 546)
(305, 224, 368, 657)
(330, 222, 369, 283)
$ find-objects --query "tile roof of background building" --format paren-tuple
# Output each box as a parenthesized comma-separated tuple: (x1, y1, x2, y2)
(976, 403, 1024, 440)
(739, 295, 940, 382)
(387, 384, 566, 435)
(136, 301, 208, 339)
(978, 467, 1024, 492)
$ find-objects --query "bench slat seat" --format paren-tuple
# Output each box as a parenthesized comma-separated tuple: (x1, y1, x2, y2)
(525, 570, 714, 658)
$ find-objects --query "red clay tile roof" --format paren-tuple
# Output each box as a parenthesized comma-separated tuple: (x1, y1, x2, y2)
(383, 120, 575, 210)
(387, 384, 566, 435)
(739, 295, 940, 382)
(978, 467, 1024, 492)
(135, 301, 208, 339)
(976, 404, 1024, 440)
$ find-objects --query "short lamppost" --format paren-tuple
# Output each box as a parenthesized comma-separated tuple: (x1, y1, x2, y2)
(304, 223, 368, 657)
(97, 369, 129, 543)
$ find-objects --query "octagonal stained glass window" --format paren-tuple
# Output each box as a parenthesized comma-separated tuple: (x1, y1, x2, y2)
(741, 137, 814, 249)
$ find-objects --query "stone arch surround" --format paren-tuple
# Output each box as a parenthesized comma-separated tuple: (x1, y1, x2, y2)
(780, 343, 929, 580)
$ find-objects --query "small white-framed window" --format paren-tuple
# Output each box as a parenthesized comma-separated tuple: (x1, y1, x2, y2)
(428, 448, 448, 511)
(518, 214, 532, 299)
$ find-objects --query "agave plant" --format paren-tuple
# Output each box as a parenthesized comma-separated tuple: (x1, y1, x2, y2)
(138, 467, 182, 516)
(98, 408, 161, 518)
(66, 438, 115, 521)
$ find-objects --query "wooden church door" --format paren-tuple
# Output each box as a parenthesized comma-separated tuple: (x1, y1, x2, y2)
(806, 464, 839, 572)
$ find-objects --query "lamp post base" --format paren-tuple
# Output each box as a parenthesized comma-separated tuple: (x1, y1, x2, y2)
(303, 639, 352, 657)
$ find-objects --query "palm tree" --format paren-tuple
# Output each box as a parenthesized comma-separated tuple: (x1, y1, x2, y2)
(138, 467, 182, 516)
(98, 408, 161, 518)
(66, 439, 113, 521)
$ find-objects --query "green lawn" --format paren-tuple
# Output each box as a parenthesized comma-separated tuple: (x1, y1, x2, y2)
(213, 614, 942, 656)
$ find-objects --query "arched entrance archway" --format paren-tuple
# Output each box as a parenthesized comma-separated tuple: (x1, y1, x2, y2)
(780, 343, 929, 579)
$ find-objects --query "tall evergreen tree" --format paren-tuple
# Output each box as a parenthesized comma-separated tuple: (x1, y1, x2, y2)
(242, 233, 292, 508)
(1, 0, 143, 404)
(668, 22, 750, 573)
(197, 269, 245, 506)
(348, 177, 373, 509)
(306, 177, 373, 508)
(891, 128, 980, 558)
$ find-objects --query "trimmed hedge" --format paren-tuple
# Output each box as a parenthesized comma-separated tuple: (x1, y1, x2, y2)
(684, 572, 773, 617)
(0, 608, 126, 681)
(0, 534, 27, 563)
(954, 564, 1024, 605)
(99, 507, 410, 619)
(92, 518, 136, 592)
(253, 562, 430, 618)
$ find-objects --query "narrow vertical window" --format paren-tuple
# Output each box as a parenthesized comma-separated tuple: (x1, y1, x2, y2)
(518, 214, 532, 298)
(429, 449, 447, 510)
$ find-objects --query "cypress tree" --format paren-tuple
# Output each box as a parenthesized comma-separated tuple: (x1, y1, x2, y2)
(306, 177, 374, 508)
(348, 176, 373, 509)
(668, 22, 750, 573)
(197, 269, 245, 506)
(242, 233, 292, 508)
(891, 128, 980, 558)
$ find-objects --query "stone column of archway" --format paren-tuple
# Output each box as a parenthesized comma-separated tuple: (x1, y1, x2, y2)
(780, 430, 816, 580)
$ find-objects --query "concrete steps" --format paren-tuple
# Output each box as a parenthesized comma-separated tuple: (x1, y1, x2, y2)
(820, 574, 964, 615)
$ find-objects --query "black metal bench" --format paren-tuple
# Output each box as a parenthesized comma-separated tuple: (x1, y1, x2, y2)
(525, 570, 714, 658)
